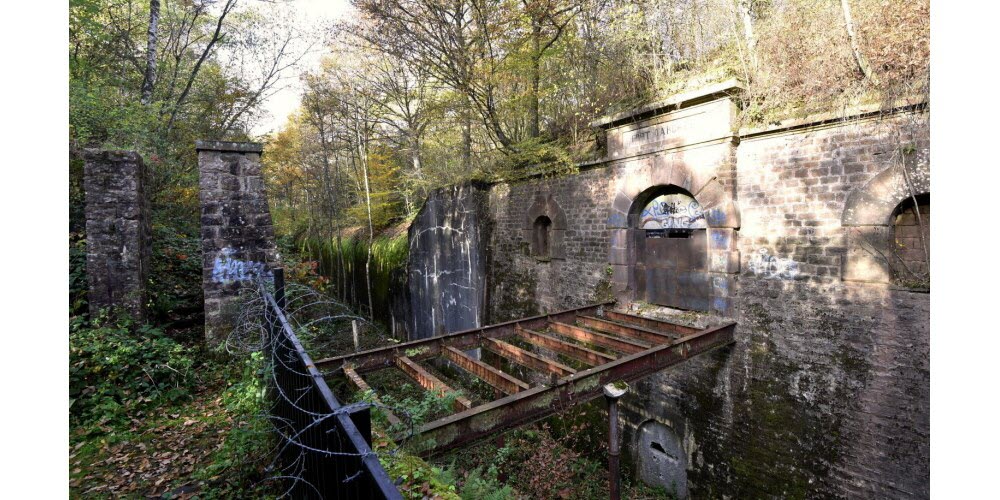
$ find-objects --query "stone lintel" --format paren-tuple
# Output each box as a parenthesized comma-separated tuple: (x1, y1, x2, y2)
(195, 140, 264, 153)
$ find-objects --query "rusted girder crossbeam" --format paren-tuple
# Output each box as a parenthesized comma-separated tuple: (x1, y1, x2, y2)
(602, 310, 700, 336)
(516, 326, 616, 366)
(395, 356, 473, 413)
(578, 315, 679, 345)
(344, 366, 403, 427)
(412, 322, 736, 456)
(315, 302, 611, 373)
(548, 321, 650, 354)
(443, 347, 530, 396)
(483, 338, 576, 378)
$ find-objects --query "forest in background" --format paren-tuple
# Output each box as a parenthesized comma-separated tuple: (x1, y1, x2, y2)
(67, 0, 929, 496)
(70, 0, 930, 246)
(265, 0, 929, 246)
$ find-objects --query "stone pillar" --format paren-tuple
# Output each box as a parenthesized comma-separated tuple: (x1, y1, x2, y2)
(82, 150, 152, 321)
(197, 141, 278, 345)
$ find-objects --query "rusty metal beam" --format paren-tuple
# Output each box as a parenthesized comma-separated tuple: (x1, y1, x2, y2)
(344, 366, 403, 428)
(412, 322, 737, 456)
(443, 347, 530, 396)
(603, 310, 700, 336)
(548, 321, 650, 354)
(578, 315, 680, 345)
(395, 356, 473, 413)
(484, 338, 576, 378)
(316, 302, 611, 373)
(516, 326, 616, 366)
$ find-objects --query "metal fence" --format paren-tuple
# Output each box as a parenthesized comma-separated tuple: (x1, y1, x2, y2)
(263, 269, 401, 499)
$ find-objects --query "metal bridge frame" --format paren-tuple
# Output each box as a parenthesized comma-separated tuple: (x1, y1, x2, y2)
(316, 303, 736, 456)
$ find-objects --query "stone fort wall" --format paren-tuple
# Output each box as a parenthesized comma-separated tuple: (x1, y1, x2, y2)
(480, 85, 930, 497)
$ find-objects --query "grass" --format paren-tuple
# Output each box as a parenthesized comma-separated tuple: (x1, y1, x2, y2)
(300, 234, 409, 327)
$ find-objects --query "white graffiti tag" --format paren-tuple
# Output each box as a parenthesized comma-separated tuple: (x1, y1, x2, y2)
(212, 247, 271, 284)
(747, 248, 800, 280)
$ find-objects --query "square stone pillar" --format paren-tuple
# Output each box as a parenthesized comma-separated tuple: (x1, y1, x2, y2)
(82, 150, 152, 321)
(197, 141, 279, 345)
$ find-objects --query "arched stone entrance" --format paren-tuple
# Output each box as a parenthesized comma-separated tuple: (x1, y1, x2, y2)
(629, 186, 711, 310)
(606, 159, 741, 315)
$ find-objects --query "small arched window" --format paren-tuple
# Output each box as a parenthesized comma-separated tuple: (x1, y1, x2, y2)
(532, 216, 552, 259)
(891, 193, 930, 286)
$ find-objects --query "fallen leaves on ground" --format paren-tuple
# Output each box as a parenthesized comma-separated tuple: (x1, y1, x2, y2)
(69, 388, 229, 499)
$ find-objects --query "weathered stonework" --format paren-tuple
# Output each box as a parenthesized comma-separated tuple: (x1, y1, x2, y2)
(82, 150, 152, 320)
(197, 141, 278, 345)
(414, 85, 929, 497)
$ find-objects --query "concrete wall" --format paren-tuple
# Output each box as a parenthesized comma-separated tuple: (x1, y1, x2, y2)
(407, 183, 491, 339)
(479, 89, 930, 497)
(82, 150, 152, 321)
(197, 141, 279, 345)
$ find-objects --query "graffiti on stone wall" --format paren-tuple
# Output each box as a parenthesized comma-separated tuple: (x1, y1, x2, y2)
(747, 248, 799, 280)
(640, 193, 706, 229)
(212, 247, 271, 284)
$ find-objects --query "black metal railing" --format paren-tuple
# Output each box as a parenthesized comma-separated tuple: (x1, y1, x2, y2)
(263, 269, 401, 499)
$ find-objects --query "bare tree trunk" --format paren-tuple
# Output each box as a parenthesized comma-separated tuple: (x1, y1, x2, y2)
(737, 0, 757, 71)
(333, 156, 346, 302)
(840, 0, 878, 85)
(166, 0, 238, 133)
(356, 112, 376, 318)
(528, 20, 541, 139)
(140, 0, 160, 105)
(462, 101, 472, 171)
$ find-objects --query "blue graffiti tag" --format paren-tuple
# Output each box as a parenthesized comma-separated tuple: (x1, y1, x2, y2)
(212, 247, 271, 284)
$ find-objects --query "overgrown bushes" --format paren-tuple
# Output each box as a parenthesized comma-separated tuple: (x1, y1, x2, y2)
(69, 316, 197, 429)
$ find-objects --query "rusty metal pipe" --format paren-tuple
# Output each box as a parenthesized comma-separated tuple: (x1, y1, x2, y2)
(604, 382, 629, 500)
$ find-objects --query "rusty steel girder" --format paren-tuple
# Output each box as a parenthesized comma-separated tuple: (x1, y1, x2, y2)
(548, 321, 651, 354)
(410, 322, 736, 456)
(602, 310, 701, 336)
(395, 356, 473, 413)
(315, 302, 611, 373)
(517, 326, 616, 366)
(443, 346, 530, 396)
(483, 338, 577, 377)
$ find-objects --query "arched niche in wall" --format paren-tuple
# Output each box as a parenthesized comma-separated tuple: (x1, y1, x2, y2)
(606, 159, 741, 315)
(842, 153, 930, 287)
(635, 419, 688, 498)
(524, 192, 567, 261)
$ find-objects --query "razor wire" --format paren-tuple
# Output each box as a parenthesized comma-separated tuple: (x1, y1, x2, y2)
(225, 275, 414, 499)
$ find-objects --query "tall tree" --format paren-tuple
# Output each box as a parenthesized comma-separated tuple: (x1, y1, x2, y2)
(520, 0, 582, 138)
(351, 0, 518, 151)
(140, 0, 160, 105)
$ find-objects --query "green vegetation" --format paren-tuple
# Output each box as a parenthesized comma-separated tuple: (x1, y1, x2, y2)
(69, 317, 195, 429)
(66, 0, 929, 496)
(69, 313, 274, 497)
(300, 233, 409, 326)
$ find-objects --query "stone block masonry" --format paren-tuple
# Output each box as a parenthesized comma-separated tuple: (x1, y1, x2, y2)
(197, 141, 279, 345)
(431, 85, 929, 498)
(82, 150, 152, 321)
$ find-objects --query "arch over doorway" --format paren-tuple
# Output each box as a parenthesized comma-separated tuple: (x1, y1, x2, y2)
(630, 185, 711, 310)
(606, 159, 741, 315)
(841, 155, 930, 285)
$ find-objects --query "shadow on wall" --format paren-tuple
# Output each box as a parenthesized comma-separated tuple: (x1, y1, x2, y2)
(407, 182, 491, 339)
